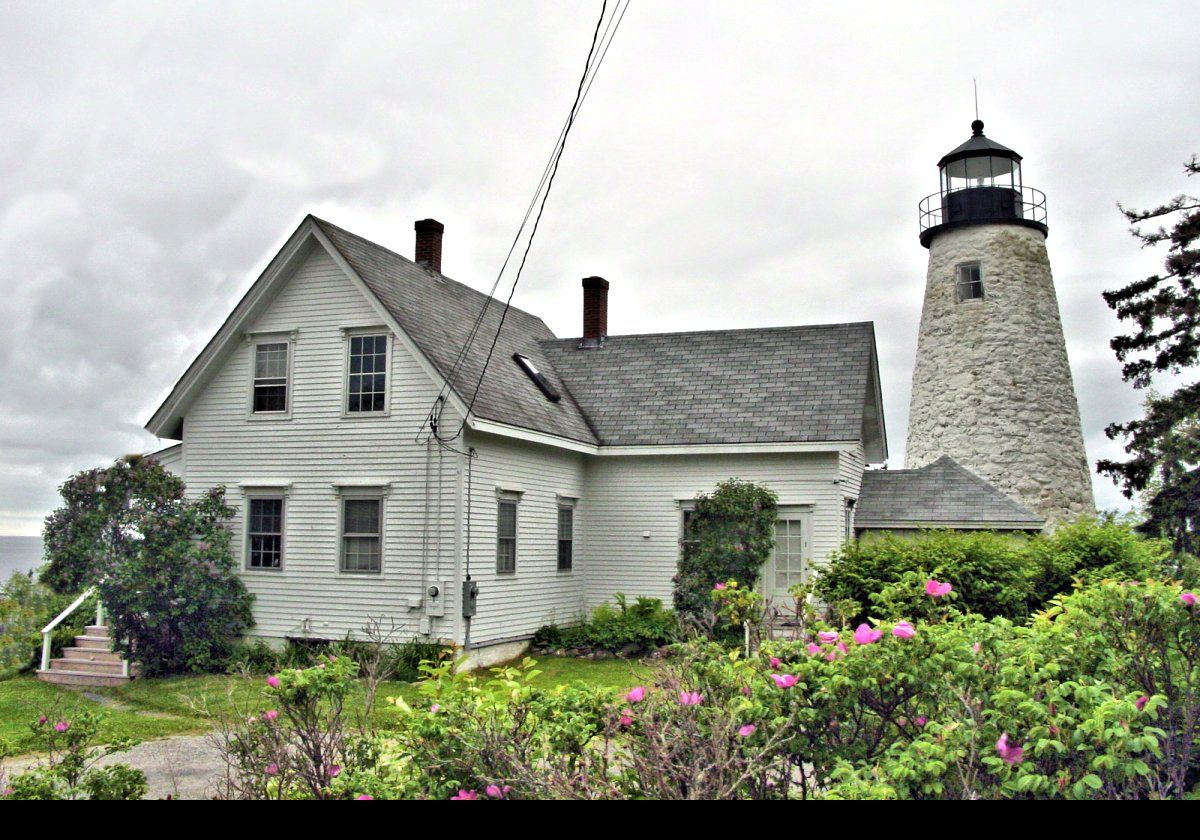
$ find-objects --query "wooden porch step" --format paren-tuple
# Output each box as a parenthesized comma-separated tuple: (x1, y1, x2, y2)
(48, 657, 137, 676)
(73, 635, 113, 651)
(61, 647, 124, 664)
(84, 625, 109, 636)
(36, 669, 132, 687)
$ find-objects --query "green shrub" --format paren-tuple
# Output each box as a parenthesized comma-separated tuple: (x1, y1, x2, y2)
(818, 519, 1172, 625)
(2, 709, 146, 800)
(355, 576, 1200, 799)
(673, 479, 777, 618)
(534, 594, 678, 654)
(0, 573, 92, 679)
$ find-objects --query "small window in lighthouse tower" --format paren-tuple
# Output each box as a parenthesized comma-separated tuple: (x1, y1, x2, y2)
(955, 262, 984, 302)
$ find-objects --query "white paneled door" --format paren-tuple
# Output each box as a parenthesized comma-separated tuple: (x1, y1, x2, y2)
(764, 507, 812, 611)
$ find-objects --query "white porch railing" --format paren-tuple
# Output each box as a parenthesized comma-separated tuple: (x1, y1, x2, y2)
(40, 587, 117, 673)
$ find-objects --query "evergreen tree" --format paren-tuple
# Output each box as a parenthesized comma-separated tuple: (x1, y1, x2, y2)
(1098, 156, 1200, 553)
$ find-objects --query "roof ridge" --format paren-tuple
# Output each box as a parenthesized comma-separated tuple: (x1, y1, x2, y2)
(541, 321, 875, 345)
(309, 215, 556, 336)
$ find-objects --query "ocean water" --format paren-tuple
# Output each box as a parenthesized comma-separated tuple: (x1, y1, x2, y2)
(0, 536, 43, 579)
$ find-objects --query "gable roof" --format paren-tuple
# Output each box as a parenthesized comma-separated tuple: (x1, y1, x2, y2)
(540, 322, 886, 455)
(855, 456, 1043, 530)
(312, 219, 597, 445)
(147, 216, 887, 456)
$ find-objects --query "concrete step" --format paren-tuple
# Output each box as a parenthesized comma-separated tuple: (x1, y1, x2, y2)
(84, 625, 109, 637)
(36, 669, 132, 687)
(49, 657, 128, 675)
(47, 657, 137, 676)
(73, 635, 113, 651)
(62, 647, 124, 664)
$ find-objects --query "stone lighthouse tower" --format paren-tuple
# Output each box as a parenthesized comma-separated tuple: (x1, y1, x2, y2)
(905, 120, 1094, 524)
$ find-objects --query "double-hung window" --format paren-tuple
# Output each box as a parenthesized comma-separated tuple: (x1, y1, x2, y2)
(246, 496, 284, 570)
(557, 505, 574, 572)
(496, 496, 519, 574)
(340, 495, 383, 574)
(956, 262, 984, 302)
(252, 340, 290, 413)
(346, 333, 389, 414)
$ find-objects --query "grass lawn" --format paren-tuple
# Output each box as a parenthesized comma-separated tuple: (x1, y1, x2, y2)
(0, 656, 648, 757)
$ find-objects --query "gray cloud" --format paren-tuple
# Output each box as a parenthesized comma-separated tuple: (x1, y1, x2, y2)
(1, 0, 1198, 532)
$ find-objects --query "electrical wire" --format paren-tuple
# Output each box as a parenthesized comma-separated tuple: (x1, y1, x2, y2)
(420, 0, 629, 445)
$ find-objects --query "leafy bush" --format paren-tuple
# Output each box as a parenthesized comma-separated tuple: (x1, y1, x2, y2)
(228, 636, 447, 684)
(818, 519, 1169, 624)
(346, 576, 1200, 799)
(0, 573, 92, 679)
(1, 709, 146, 800)
(94, 485, 254, 676)
(533, 594, 678, 654)
(673, 479, 777, 619)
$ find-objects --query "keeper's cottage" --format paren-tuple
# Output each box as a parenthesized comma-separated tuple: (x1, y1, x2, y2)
(133, 118, 1092, 665)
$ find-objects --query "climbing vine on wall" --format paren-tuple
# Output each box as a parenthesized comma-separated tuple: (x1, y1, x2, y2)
(673, 479, 778, 618)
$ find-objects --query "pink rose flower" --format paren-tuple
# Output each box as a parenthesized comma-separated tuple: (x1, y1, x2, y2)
(914, 716, 928, 727)
(54, 720, 69, 733)
(266, 675, 280, 688)
(678, 691, 703, 706)
(925, 578, 953, 598)
(625, 686, 646, 703)
(485, 784, 512, 799)
(817, 630, 839, 644)
(356, 795, 374, 800)
(619, 709, 634, 727)
(806, 643, 821, 655)
(265, 763, 279, 776)
(996, 733, 1024, 765)
(770, 673, 798, 688)
(1135, 695, 1149, 711)
(263, 710, 279, 722)
(738, 724, 757, 738)
(1181, 592, 1197, 607)
(769, 657, 782, 670)
(327, 765, 341, 778)
(450, 789, 478, 800)
(892, 621, 916, 639)
(853, 623, 883, 645)
(714, 582, 727, 591)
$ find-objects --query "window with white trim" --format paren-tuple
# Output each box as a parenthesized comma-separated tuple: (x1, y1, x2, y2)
(346, 333, 388, 413)
(252, 341, 290, 413)
(497, 498, 518, 574)
(557, 505, 574, 572)
(246, 497, 284, 570)
(340, 496, 383, 574)
(956, 262, 984, 301)
(679, 502, 698, 558)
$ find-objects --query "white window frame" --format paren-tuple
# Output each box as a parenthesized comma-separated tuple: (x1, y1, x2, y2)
(340, 327, 392, 418)
(239, 484, 291, 573)
(678, 500, 698, 562)
(556, 497, 577, 573)
(335, 485, 388, 575)
(496, 490, 521, 575)
(245, 331, 296, 420)
(955, 262, 984, 302)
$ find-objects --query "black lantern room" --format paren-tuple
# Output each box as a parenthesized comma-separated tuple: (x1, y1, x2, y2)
(918, 120, 1048, 248)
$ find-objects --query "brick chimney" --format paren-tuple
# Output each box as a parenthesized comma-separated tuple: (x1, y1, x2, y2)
(581, 276, 609, 347)
(414, 218, 444, 273)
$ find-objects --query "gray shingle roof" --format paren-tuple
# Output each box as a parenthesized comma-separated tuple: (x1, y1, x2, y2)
(855, 456, 1043, 529)
(314, 218, 598, 445)
(539, 323, 877, 446)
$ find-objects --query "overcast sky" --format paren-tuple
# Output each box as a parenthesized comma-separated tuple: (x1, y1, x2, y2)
(1, 0, 1197, 535)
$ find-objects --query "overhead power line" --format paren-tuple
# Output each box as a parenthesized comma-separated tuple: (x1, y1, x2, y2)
(422, 0, 630, 446)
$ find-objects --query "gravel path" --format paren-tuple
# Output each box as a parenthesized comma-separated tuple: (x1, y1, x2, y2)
(6, 733, 226, 800)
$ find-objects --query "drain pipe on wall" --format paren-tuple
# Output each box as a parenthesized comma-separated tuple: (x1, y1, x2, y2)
(461, 447, 477, 654)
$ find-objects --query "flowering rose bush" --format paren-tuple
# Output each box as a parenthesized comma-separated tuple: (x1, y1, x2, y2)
(341, 576, 1200, 799)
(1, 709, 145, 800)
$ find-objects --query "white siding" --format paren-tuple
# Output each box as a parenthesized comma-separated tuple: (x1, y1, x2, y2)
(461, 431, 586, 644)
(579, 451, 846, 608)
(150, 444, 183, 476)
(839, 442, 866, 541)
(181, 247, 458, 643)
